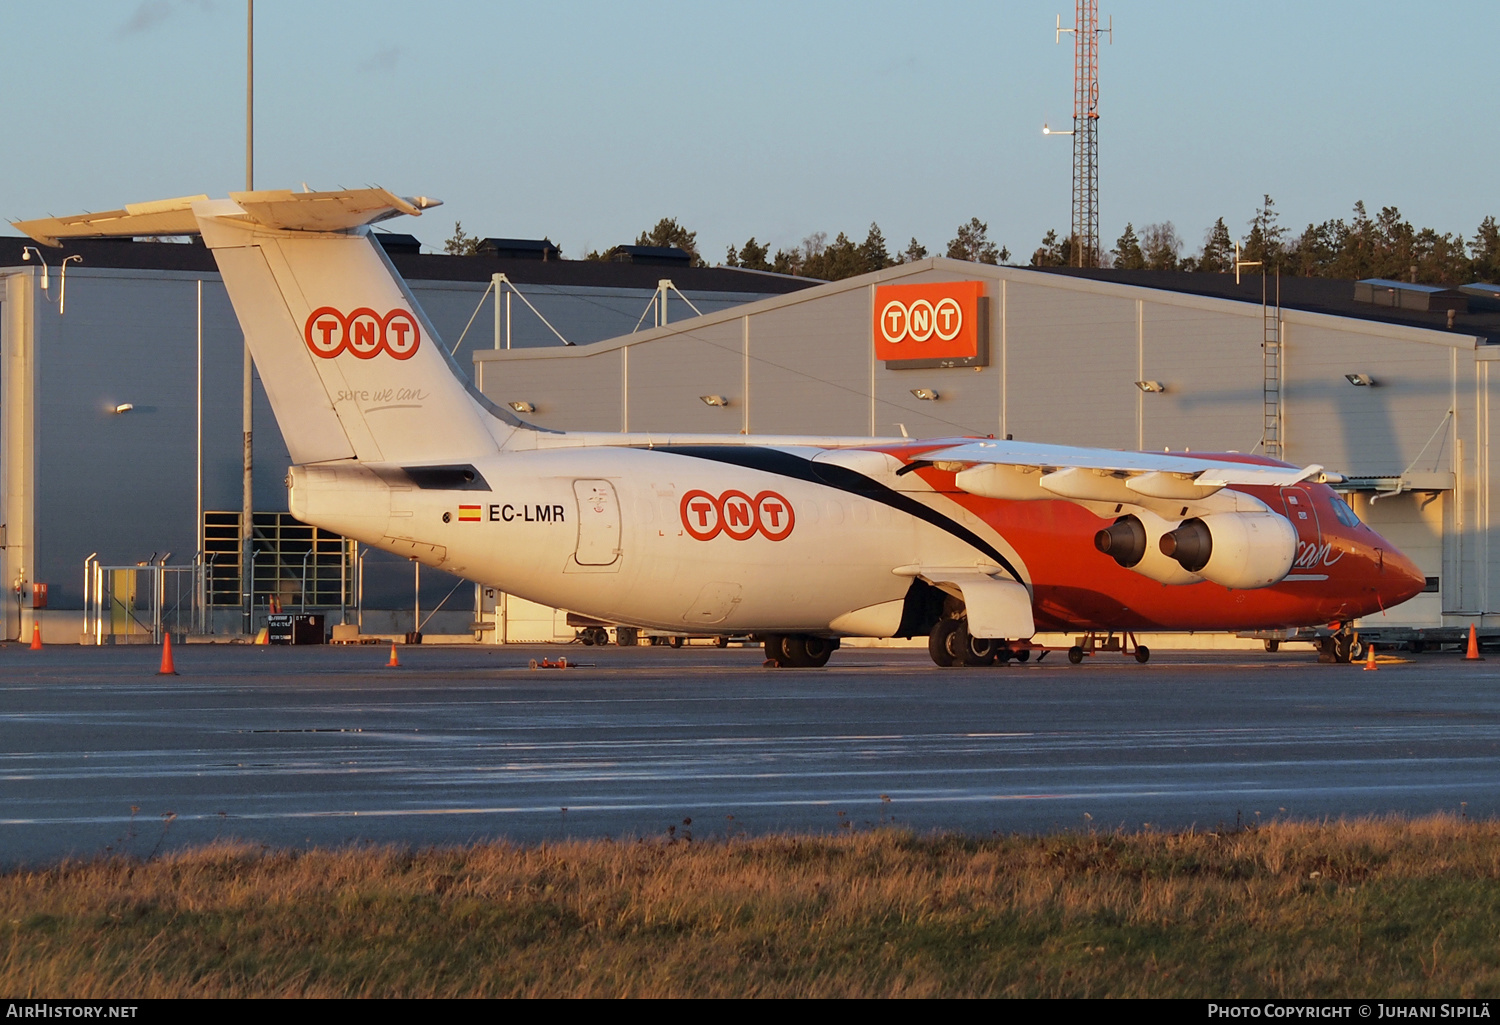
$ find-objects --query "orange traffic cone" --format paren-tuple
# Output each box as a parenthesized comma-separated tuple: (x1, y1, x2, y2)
(1466, 623, 1484, 661)
(29, 622, 42, 650)
(387, 642, 400, 668)
(158, 633, 178, 676)
(1363, 641, 1378, 671)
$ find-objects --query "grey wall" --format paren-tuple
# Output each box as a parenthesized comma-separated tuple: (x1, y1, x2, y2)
(30, 269, 292, 607)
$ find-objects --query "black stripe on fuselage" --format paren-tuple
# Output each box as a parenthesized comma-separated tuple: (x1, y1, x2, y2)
(651, 445, 1022, 582)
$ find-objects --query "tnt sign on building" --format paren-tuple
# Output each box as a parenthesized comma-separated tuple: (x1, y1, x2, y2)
(872, 281, 988, 369)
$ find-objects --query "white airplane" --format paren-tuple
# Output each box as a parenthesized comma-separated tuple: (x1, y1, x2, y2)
(16, 188, 1426, 666)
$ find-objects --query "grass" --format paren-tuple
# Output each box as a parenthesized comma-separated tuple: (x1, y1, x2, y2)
(4, 816, 1500, 997)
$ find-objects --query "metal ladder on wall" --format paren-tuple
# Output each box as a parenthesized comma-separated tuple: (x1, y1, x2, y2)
(1262, 272, 1283, 460)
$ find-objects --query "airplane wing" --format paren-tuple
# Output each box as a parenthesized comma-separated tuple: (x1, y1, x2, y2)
(896, 438, 1326, 520)
(917, 439, 1321, 488)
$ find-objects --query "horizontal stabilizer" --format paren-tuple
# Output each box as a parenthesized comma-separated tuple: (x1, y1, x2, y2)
(13, 195, 207, 246)
(227, 188, 441, 233)
(13, 188, 441, 246)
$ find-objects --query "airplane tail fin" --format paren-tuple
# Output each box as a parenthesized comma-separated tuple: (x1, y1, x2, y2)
(15, 188, 522, 466)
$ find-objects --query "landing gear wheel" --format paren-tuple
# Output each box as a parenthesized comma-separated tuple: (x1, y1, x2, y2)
(615, 627, 637, 647)
(1264, 639, 1280, 653)
(715, 635, 729, 648)
(778, 635, 807, 667)
(1014, 648, 1031, 663)
(947, 624, 997, 667)
(775, 634, 833, 668)
(1348, 638, 1367, 664)
(669, 636, 683, 649)
(928, 620, 959, 667)
(1134, 645, 1151, 664)
(1334, 634, 1352, 664)
(763, 634, 785, 665)
(796, 635, 834, 668)
(1067, 646, 1085, 665)
(579, 629, 596, 646)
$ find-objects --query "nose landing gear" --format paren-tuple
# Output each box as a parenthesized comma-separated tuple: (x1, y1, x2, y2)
(1317, 629, 1364, 664)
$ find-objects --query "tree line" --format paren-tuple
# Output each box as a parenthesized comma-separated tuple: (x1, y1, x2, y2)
(444, 217, 1011, 281)
(445, 197, 1500, 287)
(722, 217, 1009, 279)
(1035, 196, 1500, 286)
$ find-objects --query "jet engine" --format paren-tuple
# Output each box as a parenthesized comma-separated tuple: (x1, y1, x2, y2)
(1094, 509, 1205, 586)
(1158, 512, 1297, 589)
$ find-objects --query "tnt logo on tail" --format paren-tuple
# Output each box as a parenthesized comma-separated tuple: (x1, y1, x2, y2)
(305, 307, 421, 360)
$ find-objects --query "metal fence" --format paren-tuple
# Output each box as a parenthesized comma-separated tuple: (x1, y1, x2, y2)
(82, 557, 204, 645)
(204, 512, 355, 612)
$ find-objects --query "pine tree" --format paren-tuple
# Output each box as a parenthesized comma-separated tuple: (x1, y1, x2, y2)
(1198, 218, 1233, 273)
(858, 223, 893, 274)
(819, 232, 865, 280)
(900, 238, 929, 263)
(1241, 195, 1285, 269)
(726, 237, 771, 271)
(1113, 223, 1144, 270)
(636, 217, 703, 266)
(1472, 216, 1500, 282)
(1030, 229, 1064, 268)
(1325, 202, 1370, 280)
(947, 217, 1006, 264)
(443, 221, 481, 256)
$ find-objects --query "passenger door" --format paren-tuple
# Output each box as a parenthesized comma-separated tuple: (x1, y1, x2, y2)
(1279, 486, 1323, 574)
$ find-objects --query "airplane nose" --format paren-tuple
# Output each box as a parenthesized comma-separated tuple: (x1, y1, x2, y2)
(1380, 544, 1427, 608)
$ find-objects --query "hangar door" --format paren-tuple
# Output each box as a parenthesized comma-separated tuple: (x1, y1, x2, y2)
(573, 480, 621, 566)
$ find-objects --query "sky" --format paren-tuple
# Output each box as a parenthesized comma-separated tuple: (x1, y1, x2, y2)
(3, 1, 1496, 265)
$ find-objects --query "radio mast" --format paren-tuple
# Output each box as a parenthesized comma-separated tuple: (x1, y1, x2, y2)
(1048, 2, 1111, 268)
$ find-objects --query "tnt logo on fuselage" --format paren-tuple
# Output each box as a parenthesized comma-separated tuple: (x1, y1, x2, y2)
(304, 307, 421, 360)
(680, 489, 795, 541)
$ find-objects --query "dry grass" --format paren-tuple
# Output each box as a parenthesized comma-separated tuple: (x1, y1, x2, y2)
(4, 816, 1500, 997)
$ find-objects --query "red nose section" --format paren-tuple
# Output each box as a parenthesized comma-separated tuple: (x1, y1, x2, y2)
(1379, 544, 1427, 610)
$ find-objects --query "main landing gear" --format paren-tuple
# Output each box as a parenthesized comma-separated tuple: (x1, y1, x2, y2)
(926, 619, 1039, 667)
(924, 620, 1151, 667)
(762, 633, 839, 668)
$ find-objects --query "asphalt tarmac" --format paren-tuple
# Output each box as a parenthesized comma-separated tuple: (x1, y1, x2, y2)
(3, 642, 1499, 865)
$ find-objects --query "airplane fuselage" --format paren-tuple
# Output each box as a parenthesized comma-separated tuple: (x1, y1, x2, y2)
(292, 438, 1424, 638)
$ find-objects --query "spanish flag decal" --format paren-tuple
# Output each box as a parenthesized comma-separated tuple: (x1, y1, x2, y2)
(458, 505, 482, 522)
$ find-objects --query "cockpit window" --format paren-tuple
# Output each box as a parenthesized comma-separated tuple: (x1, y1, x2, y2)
(1331, 495, 1362, 527)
